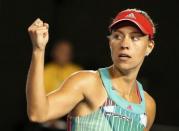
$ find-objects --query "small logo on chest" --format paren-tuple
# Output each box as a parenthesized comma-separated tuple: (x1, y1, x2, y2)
(127, 105, 133, 110)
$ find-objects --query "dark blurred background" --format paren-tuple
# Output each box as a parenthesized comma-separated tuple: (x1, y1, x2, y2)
(0, 0, 179, 131)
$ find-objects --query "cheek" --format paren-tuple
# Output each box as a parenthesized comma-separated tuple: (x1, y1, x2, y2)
(136, 41, 148, 53)
(133, 44, 147, 59)
(137, 48, 146, 56)
(111, 46, 119, 58)
(110, 43, 118, 54)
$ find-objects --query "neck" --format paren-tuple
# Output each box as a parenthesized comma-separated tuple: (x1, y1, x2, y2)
(109, 65, 140, 97)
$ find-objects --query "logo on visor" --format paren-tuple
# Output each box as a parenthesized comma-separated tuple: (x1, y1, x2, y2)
(125, 13, 136, 19)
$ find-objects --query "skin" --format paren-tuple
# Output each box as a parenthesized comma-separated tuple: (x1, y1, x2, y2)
(44, 42, 73, 128)
(26, 18, 156, 131)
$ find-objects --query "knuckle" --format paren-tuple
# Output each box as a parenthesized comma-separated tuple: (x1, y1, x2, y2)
(35, 30, 42, 35)
(34, 30, 39, 34)
(28, 27, 31, 32)
(28, 26, 33, 31)
(30, 29, 35, 33)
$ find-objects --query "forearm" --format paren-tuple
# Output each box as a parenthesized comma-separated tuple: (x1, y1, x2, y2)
(26, 49, 49, 122)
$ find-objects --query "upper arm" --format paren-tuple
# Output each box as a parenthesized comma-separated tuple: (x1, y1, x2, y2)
(45, 71, 95, 121)
(144, 92, 156, 131)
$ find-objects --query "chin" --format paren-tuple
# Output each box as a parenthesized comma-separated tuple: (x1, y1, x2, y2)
(114, 61, 140, 72)
(115, 63, 132, 71)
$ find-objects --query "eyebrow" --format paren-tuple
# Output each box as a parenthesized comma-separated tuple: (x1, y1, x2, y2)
(131, 31, 146, 35)
(113, 30, 143, 35)
(113, 30, 123, 34)
(130, 31, 142, 34)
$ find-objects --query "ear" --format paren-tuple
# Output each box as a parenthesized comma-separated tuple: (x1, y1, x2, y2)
(107, 35, 112, 49)
(145, 40, 155, 56)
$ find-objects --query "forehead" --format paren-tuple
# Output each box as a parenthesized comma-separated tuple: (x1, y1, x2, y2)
(111, 21, 143, 34)
(114, 26, 142, 34)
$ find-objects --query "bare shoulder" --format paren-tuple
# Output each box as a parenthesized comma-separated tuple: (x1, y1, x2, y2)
(144, 91, 156, 109)
(45, 70, 101, 119)
(144, 91, 156, 130)
(65, 70, 105, 100)
(61, 70, 100, 91)
(67, 70, 100, 83)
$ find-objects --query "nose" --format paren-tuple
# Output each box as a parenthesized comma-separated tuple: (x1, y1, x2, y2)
(120, 36, 130, 49)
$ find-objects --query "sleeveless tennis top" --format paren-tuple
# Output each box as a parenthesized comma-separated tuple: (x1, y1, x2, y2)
(67, 67, 147, 131)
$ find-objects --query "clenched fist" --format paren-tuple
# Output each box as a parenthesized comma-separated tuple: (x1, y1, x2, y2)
(28, 18, 49, 51)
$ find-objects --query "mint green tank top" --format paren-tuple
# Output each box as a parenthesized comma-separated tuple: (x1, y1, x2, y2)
(67, 67, 147, 131)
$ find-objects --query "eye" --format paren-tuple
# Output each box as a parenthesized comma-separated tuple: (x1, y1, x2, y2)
(112, 33, 123, 40)
(131, 36, 140, 41)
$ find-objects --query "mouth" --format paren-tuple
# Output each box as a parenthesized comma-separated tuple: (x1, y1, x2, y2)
(118, 53, 131, 60)
(119, 53, 131, 58)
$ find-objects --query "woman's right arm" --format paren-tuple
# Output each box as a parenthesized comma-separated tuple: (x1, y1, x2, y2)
(26, 18, 50, 122)
(26, 18, 85, 123)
